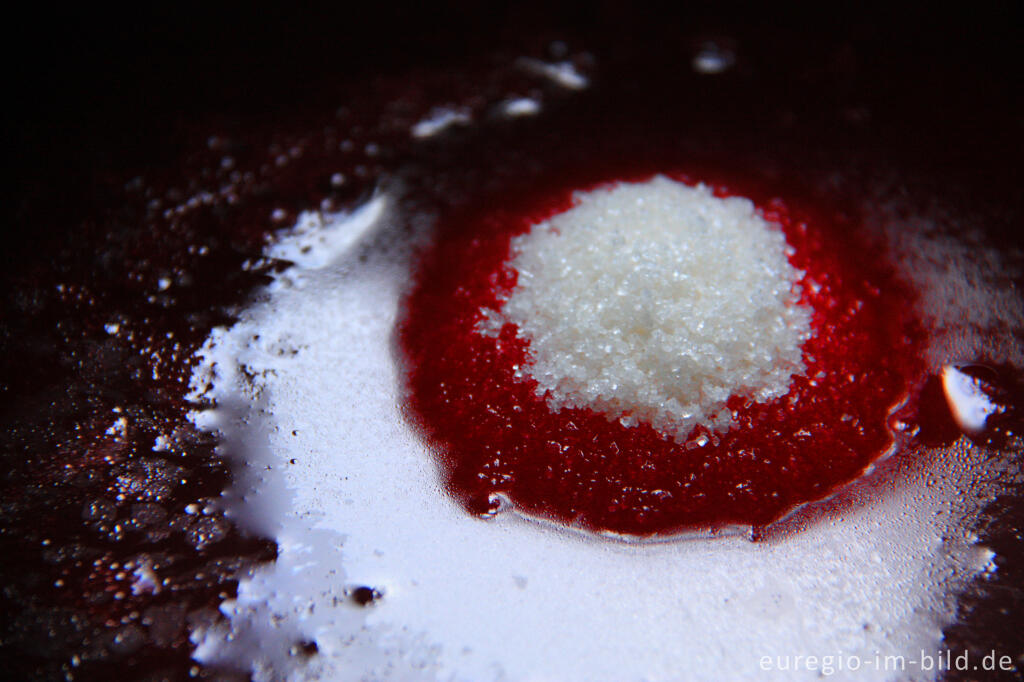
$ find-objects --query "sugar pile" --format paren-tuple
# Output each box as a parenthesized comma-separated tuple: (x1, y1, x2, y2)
(492, 177, 812, 439)
(185, 182, 1018, 681)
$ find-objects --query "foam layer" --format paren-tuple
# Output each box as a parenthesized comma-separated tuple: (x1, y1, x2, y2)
(494, 177, 811, 439)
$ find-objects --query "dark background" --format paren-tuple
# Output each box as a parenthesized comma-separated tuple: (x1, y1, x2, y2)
(6, 2, 1021, 238)
(2, 3, 1021, 680)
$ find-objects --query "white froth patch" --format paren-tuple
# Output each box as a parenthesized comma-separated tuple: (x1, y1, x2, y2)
(491, 177, 811, 440)
(185, 189, 1009, 682)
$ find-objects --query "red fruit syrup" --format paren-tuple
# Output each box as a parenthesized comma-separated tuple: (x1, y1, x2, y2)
(398, 170, 923, 539)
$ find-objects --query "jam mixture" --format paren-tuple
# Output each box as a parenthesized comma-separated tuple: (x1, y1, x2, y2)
(399, 170, 923, 537)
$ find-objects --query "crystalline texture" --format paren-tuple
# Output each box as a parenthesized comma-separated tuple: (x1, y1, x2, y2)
(496, 176, 812, 440)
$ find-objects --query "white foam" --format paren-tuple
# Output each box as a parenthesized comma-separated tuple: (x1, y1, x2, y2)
(494, 177, 811, 440)
(186, 187, 1014, 681)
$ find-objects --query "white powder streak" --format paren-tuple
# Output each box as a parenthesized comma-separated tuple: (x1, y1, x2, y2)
(518, 58, 589, 90)
(265, 198, 386, 270)
(411, 108, 473, 139)
(502, 98, 542, 117)
(876, 200, 1024, 370)
(185, 190, 1013, 681)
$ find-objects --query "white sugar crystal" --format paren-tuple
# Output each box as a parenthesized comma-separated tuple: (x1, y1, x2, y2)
(496, 176, 812, 440)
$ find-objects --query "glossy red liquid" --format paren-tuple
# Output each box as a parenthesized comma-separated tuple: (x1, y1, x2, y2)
(399, 172, 922, 537)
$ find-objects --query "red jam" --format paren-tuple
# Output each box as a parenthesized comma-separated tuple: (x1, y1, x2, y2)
(398, 171, 922, 537)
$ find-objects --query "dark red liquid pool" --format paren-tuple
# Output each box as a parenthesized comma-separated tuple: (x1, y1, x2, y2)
(399, 168, 923, 538)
